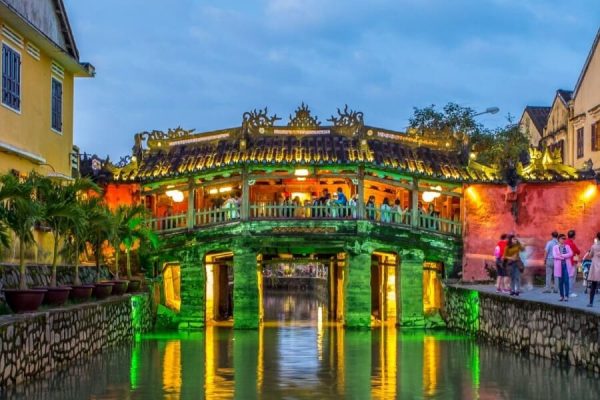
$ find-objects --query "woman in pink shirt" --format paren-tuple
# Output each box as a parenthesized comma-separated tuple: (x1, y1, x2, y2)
(553, 234, 574, 302)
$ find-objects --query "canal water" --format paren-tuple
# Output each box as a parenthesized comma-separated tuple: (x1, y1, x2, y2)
(3, 292, 600, 400)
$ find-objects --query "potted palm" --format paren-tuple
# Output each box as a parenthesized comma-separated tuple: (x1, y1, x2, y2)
(105, 205, 147, 295)
(65, 198, 95, 302)
(36, 177, 98, 305)
(119, 205, 159, 292)
(83, 199, 114, 300)
(0, 174, 47, 312)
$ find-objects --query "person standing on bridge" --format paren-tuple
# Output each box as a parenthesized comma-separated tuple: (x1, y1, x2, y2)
(584, 233, 600, 307)
(553, 234, 574, 302)
(494, 234, 509, 293)
(565, 230, 581, 298)
(543, 231, 559, 293)
(503, 235, 524, 296)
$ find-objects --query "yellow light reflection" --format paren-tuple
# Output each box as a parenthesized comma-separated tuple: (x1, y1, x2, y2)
(386, 268, 396, 321)
(372, 327, 398, 399)
(163, 264, 181, 312)
(317, 306, 323, 361)
(582, 184, 597, 201)
(162, 341, 181, 399)
(423, 335, 440, 396)
(205, 263, 214, 323)
(204, 326, 235, 398)
(423, 262, 443, 315)
(257, 325, 264, 392)
(466, 186, 480, 204)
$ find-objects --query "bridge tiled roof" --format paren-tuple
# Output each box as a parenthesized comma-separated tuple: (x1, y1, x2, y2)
(82, 105, 595, 185)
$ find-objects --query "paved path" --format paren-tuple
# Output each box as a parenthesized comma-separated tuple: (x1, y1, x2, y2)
(450, 281, 600, 315)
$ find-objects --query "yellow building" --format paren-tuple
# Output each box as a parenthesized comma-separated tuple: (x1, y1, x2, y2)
(570, 28, 600, 171)
(0, 0, 94, 179)
(519, 106, 550, 147)
(540, 90, 572, 163)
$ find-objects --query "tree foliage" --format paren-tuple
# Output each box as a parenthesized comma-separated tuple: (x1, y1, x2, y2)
(408, 103, 530, 174)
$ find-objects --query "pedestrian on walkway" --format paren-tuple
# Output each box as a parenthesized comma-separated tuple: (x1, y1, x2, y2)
(503, 235, 524, 296)
(494, 234, 509, 293)
(543, 231, 559, 293)
(565, 230, 581, 297)
(584, 232, 600, 307)
(553, 234, 574, 302)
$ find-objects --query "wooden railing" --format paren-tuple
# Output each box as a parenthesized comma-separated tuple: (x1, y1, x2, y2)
(145, 203, 461, 236)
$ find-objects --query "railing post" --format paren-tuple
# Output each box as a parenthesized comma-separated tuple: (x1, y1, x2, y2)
(357, 166, 365, 219)
(187, 178, 195, 230)
(241, 166, 250, 221)
(411, 177, 419, 228)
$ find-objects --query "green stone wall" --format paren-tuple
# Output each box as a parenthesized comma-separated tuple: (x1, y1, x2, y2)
(344, 243, 372, 328)
(178, 248, 205, 331)
(233, 246, 260, 329)
(399, 250, 425, 327)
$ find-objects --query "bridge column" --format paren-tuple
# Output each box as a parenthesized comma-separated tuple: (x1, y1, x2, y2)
(398, 249, 425, 327)
(178, 247, 206, 331)
(233, 244, 260, 329)
(344, 242, 373, 328)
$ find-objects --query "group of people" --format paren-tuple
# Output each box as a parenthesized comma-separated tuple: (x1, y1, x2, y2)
(365, 196, 406, 223)
(494, 230, 600, 306)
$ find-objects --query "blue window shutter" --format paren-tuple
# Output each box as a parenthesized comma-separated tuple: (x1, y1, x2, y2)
(1, 44, 20, 111)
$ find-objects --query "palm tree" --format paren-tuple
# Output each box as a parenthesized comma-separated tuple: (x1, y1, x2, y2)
(37, 177, 99, 287)
(81, 198, 112, 283)
(62, 200, 88, 286)
(108, 204, 146, 280)
(116, 205, 159, 279)
(0, 174, 41, 289)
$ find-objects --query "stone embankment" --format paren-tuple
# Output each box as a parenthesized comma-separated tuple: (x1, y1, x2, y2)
(0, 293, 152, 388)
(444, 286, 600, 372)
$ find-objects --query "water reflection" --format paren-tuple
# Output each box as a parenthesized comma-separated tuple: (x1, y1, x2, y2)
(3, 293, 600, 399)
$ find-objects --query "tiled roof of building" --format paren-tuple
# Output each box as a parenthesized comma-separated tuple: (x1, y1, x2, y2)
(524, 106, 551, 134)
(556, 89, 573, 105)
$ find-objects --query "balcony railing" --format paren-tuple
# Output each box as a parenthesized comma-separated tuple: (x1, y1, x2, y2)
(145, 203, 462, 237)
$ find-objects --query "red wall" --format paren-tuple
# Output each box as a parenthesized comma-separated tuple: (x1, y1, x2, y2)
(104, 183, 140, 210)
(463, 180, 600, 281)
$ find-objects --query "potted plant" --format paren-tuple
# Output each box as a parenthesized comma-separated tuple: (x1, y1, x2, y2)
(104, 205, 135, 295)
(64, 197, 94, 302)
(83, 199, 114, 300)
(0, 174, 46, 312)
(36, 177, 98, 305)
(119, 205, 159, 293)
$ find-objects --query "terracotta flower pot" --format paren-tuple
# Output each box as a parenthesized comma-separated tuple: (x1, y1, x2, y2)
(93, 282, 114, 300)
(70, 285, 94, 302)
(41, 286, 72, 306)
(127, 279, 142, 293)
(3, 289, 47, 313)
(110, 280, 129, 295)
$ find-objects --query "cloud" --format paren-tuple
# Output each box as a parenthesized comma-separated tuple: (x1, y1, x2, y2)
(64, 0, 599, 158)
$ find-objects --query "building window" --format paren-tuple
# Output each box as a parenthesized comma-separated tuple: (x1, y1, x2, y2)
(51, 77, 62, 132)
(577, 127, 584, 159)
(1, 43, 21, 111)
(593, 122, 600, 152)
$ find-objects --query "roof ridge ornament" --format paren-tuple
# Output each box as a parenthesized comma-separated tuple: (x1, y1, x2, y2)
(328, 104, 364, 128)
(288, 102, 320, 128)
(242, 107, 281, 132)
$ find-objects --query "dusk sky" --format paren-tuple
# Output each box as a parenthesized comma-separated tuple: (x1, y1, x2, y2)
(64, 0, 599, 160)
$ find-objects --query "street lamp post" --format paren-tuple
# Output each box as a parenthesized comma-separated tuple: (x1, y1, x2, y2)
(472, 107, 500, 117)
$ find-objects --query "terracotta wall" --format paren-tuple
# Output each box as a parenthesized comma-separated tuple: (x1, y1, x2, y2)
(463, 180, 600, 281)
(104, 183, 140, 210)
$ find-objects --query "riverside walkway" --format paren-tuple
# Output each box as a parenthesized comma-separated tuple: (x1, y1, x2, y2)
(452, 281, 600, 315)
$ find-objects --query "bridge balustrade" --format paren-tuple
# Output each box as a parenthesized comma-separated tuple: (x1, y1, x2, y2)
(145, 203, 461, 236)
